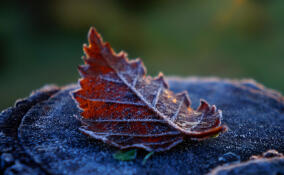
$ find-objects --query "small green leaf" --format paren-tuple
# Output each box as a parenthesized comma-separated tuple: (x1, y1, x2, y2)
(113, 149, 137, 161)
(211, 133, 220, 138)
(142, 151, 154, 165)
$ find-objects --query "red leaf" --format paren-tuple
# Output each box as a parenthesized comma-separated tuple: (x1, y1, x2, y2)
(73, 27, 227, 152)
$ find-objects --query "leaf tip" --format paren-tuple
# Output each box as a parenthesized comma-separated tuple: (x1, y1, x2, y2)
(88, 27, 96, 39)
(197, 99, 210, 112)
(87, 26, 103, 49)
(154, 72, 169, 88)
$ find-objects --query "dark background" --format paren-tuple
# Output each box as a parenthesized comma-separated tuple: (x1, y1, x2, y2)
(0, 0, 283, 110)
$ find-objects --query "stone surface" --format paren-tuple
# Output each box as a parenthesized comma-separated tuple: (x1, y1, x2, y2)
(210, 150, 284, 175)
(0, 77, 284, 175)
(0, 85, 60, 174)
(210, 157, 284, 175)
(218, 152, 241, 165)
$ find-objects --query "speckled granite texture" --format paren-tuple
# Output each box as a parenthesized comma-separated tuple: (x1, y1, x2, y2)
(1, 77, 283, 175)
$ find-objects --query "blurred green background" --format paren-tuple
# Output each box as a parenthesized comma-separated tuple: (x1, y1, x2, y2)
(0, 0, 283, 110)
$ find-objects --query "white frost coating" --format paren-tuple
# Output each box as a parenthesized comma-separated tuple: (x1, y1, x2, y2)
(132, 74, 139, 87)
(76, 94, 146, 106)
(80, 128, 182, 152)
(84, 119, 167, 123)
(106, 59, 205, 135)
(152, 85, 163, 107)
(171, 96, 184, 122)
(99, 75, 123, 83)
(80, 127, 180, 137)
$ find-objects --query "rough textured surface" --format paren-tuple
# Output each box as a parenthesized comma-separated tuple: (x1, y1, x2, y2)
(0, 85, 60, 174)
(210, 157, 284, 175)
(1, 77, 284, 175)
(210, 150, 284, 175)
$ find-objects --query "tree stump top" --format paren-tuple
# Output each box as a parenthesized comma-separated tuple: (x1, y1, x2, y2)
(1, 77, 284, 175)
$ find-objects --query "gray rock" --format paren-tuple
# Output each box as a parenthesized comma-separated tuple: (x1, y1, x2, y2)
(262, 149, 284, 159)
(210, 150, 284, 175)
(0, 77, 284, 175)
(218, 152, 240, 165)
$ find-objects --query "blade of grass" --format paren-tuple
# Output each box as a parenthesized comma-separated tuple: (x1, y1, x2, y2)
(142, 151, 154, 165)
